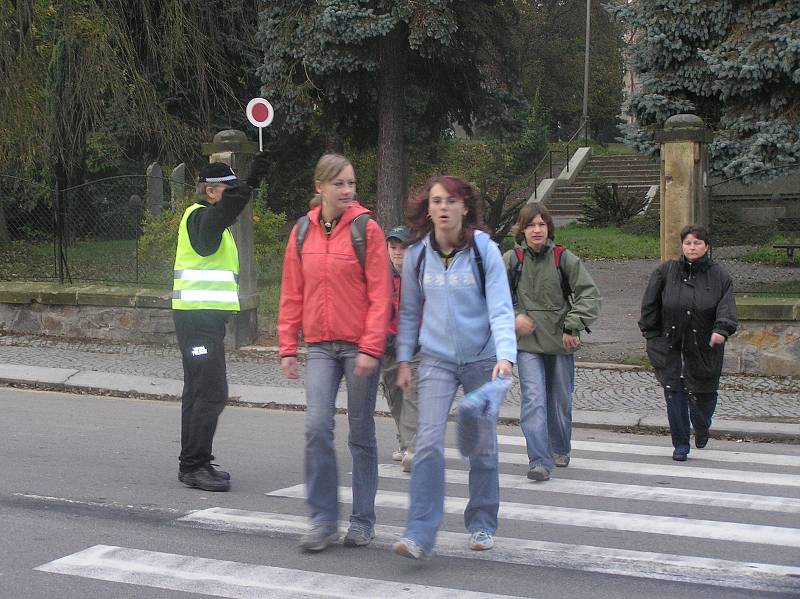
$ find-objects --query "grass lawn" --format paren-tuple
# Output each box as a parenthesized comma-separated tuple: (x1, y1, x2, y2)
(0, 240, 57, 280)
(554, 224, 659, 259)
(257, 258, 283, 340)
(734, 236, 800, 266)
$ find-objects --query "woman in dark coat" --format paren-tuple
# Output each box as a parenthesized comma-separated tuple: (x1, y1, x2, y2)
(639, 225, 737, 461)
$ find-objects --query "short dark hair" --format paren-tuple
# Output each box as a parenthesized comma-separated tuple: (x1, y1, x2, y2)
(512, 203, 555, 245)
(680, 224, 710, 245)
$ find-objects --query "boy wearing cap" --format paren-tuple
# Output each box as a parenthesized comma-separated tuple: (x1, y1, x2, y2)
(172, 153, 269, 492)
(382, 226, 418, 472)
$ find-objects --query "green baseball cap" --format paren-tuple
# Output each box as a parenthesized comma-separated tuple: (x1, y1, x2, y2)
(386, 226, 410, 243)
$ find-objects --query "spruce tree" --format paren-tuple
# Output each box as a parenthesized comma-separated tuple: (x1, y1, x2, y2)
(608, 0, 800, 182)
(255, 1, 523, 228)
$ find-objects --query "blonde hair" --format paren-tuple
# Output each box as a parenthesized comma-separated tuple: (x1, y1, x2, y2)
(310, 153, 353, 207)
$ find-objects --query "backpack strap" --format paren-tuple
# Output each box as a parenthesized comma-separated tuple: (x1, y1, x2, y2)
(295, 215, 310, 259)
(350, 214, 368, 270)
(471, 242, 486, 297)
(295, 213, 368, 271)
(508, 247, 525, 303)
(553, 244, 572, 301)
(414, 243, 427, 294)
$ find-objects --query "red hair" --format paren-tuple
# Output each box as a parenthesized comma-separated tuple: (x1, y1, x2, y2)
(405, 175, 487, 246)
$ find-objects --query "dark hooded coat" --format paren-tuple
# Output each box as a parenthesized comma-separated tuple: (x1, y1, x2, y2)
(638, 254, 738, 393)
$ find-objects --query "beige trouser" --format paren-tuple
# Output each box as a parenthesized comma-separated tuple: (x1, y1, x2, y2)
(381, 349, 419, 452)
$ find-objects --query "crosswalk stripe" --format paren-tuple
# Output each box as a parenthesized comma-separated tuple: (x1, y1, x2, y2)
(496, 435, 800, 467)
(36, 544, 528, 599)
(267, 484, 800, 547)
(178, 508, 800, 594)
(378, 464, 800, 513)
(445, 448, 800, 487)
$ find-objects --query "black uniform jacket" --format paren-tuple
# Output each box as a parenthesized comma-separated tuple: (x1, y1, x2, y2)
(638, 254, 738, 393)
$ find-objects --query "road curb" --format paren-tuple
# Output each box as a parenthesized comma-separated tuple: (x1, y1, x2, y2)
(1, 368, 797, 444)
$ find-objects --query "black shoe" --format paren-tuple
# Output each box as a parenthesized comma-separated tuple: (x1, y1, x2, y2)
(672, 449, 688, 462)
(695, 432, 709, 449)
(208, 463, 231, 480)
(180, 467, 230, 492)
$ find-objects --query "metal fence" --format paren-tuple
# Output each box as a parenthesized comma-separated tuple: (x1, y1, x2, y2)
(1, 174, 193, 286)
(0, 175, 57, 281)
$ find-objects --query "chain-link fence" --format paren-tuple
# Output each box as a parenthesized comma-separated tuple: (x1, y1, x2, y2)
(1, 174, 194, 286)
(0, 175, 57, 281)
(709, 185, 800, 296)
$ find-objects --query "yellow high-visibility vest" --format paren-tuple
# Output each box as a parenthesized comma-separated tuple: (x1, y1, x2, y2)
(172, 203, 240, 311)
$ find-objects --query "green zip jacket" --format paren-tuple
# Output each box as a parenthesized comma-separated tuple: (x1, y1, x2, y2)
(503, 239, 601, 355)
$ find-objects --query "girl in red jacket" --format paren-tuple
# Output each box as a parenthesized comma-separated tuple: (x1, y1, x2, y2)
(278, 153, 392, 553)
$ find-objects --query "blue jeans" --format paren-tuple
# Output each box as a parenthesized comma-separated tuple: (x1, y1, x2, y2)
(664, 382, 718, 452)
(304, 342, 380, 532)
(404, 356, 498, 553)
(517, 351, 575, 472)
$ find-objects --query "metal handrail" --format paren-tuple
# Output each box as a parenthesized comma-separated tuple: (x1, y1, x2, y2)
(532, 118, 590, 198)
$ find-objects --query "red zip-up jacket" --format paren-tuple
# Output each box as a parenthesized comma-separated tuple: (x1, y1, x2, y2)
(278, 202, 392, 358)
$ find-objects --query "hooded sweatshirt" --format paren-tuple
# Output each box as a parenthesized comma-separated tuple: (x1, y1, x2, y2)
(396, 230, 516, 365)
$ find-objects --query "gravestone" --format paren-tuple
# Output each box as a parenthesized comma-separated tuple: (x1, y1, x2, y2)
(170, 163, 191, 209)
(145, 162, 164, 215)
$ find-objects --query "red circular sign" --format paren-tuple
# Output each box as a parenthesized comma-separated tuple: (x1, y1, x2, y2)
(246, 98, 274, 127)
(252, 103, 269, 122)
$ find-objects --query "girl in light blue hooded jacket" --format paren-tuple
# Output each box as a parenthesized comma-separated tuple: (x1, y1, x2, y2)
(392, 175, 516, 560)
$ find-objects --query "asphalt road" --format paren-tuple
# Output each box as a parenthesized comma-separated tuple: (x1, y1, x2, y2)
(2, 388, 799, 599)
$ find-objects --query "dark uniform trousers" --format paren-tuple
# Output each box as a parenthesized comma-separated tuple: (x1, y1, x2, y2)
(174, 310, 230, 473)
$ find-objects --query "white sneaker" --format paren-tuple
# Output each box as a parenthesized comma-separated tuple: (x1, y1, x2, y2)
(469, 531, 494, 551)
(393, 537, 430, 560)
(401, 450, 413, 473)
(392, 447, 404, 461)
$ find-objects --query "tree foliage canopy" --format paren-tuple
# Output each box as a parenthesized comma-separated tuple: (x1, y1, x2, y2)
(256, 0, 525, 145)
(609, 0, 800, 181)
(516, 0, 624, 141)
(0, 0, 260, 182)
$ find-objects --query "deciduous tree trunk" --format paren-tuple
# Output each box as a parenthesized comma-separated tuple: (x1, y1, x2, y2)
(375, 26, 407, 231)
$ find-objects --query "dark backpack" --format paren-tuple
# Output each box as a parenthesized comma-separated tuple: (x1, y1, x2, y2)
(413, 237, 487, 297)
(295, 213, 368, 270)
(508, 245, 571, 303)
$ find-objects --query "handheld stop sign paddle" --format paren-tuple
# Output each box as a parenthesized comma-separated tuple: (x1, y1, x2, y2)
(246, 98, 274, 151)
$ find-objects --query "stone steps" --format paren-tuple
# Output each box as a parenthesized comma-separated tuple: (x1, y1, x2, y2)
(546, 153, 660, 219)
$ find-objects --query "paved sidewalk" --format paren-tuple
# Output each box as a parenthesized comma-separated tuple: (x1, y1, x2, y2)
(1, 334, 798, 441)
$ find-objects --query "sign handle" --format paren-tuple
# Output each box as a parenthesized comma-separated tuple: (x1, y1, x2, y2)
(258, 127, 263, 152)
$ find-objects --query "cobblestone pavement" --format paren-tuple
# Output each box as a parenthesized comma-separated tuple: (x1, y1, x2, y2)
(2, 335, 798, 422)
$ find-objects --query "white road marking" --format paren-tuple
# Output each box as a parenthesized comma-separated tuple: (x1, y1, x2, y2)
(36, 544, 529, 599)
(267, 485, 800, 547)
(180, 509, 800, 594)
(445, 448, 800, 487)
(496, 435, 800, 468)
(377, 464, 800, 513)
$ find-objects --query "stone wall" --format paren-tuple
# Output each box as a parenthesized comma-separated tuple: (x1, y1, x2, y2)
(0, 282, 260, 348)
(0, 283, 176, 345)
(724, 296, 800, 377)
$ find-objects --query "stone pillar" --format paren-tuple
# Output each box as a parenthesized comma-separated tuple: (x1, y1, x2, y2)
(655, 114, 714, 261)
(201, 129, 259, 348)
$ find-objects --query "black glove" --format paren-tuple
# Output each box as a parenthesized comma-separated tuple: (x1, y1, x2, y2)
(245, 151, 271, 188)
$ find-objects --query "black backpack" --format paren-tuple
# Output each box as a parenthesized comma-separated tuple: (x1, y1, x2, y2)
(295, 213, 368, 270)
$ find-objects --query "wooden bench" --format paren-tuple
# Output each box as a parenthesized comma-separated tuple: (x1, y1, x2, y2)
(773, 243, 800, 260)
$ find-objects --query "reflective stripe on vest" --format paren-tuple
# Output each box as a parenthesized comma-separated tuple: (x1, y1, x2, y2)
(172, 203, 240, 311)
